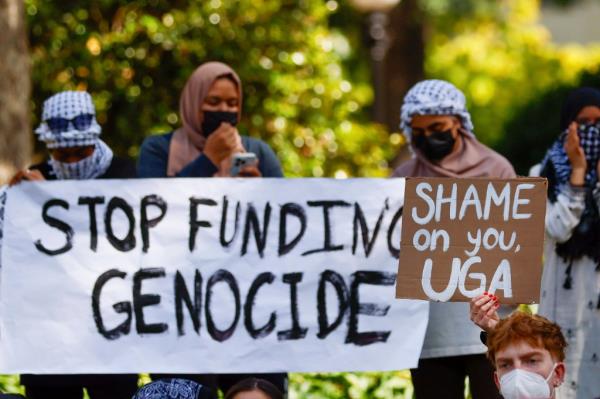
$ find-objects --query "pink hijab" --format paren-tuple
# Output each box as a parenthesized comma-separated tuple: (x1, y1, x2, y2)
(393, 79, 515, 179)
(167, 62, 243, 176)
(393, 131, 515, 178)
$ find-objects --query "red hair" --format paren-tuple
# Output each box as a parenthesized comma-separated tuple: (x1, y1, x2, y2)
(487, 311, 566, 366)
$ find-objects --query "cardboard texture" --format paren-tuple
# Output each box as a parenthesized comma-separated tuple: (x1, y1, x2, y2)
(396, 177, 547, 304)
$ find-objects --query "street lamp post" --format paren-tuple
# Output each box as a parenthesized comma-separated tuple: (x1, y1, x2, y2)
(349, 0, 401, 125)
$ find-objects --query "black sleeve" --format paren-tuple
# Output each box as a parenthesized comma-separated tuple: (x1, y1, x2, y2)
(101, 157, 137, 179)
(480, 331, 488, 346)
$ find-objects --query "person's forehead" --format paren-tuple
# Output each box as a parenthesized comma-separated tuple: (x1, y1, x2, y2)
(495, 340, 550, 361)
(577, 105, 600, 119)
(410, 114, 455, 127)
(207, 78, 239, 96)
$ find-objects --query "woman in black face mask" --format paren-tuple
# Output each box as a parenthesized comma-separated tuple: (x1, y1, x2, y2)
(137, 61, 283, 178)
(392, 80, 516, 399)
(410, 114, 461, 161)
(136, 62, 286, 395)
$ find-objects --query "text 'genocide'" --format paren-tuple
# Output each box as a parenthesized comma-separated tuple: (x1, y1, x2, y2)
(92, 267, 396, 346)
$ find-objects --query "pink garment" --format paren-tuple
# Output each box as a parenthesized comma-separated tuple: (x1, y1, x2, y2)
(393, 132, 516, 178)
(167, 62, 243, 176)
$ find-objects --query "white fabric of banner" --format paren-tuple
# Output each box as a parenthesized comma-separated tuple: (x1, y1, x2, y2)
(0, 178, 428, 374)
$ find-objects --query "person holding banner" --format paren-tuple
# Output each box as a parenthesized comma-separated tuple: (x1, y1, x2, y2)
(6, 90, 138, 399)
(136, 62, 285, 394)
(527, 87, 600, 399)
(137, 61, 283, 178)
(393, 79, 515, 398)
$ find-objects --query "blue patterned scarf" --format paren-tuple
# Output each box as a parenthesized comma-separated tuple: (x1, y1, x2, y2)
(542, 122, 600, 199)
(132, 379, 214, 399)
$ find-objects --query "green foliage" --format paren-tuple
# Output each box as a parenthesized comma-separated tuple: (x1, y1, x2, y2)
(25, 0, 402, 177)
(0, 375, 24, 396)
(425, 0, 600, 147)
(289, 371, 414, 399)
(498, 70, 600, 175)
(17, 0, 600, 397)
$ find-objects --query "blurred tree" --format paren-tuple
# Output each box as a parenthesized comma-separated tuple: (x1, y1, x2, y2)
(425, 0, 600, 146)
(339, 0, 599, 148)
(498, 70, 600, 175)
(25, 0, 402, 178)
(384, 0, 425, 134)
(289, 371, 414, 399)
(0, 0, 31, 183)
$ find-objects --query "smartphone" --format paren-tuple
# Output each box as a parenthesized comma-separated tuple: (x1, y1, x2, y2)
(230, 152, 258, 176)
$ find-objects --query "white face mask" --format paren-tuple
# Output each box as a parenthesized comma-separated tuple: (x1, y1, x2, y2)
(499, 364, 557, 399)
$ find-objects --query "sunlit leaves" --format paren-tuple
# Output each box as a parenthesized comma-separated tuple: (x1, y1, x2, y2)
(26, 0, 400, 177)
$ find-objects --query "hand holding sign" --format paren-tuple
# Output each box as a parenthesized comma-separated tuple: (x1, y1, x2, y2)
(396, 177, 547, 304)
(469, 293, 500, 333)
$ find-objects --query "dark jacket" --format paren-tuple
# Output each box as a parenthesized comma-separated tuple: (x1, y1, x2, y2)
(137, 132, 283, 178)
(31, 157, 136, 180)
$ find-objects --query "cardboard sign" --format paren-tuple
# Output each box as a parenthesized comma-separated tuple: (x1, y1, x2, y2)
(0, 178, 428, 374)
(396, 177, 547, 304)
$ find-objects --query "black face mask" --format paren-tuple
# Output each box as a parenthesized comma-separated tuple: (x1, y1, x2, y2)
(201, 111, 238, 137)
(413, 130, 456, 161)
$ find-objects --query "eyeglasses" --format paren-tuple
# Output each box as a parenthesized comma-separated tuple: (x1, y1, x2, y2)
(44, 114, 94, 134)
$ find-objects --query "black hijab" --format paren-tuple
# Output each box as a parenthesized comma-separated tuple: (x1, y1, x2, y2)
(541, 87, 600, 294)
(559, 87, 600, 131)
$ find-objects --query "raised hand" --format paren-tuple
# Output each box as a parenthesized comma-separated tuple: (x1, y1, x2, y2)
(203, 123, 243, 166)
(469, 292, 500, 333)
(564, 122, 587, 186)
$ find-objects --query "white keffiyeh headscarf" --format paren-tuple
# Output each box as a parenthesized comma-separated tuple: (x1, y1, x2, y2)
(400, 79, 474, 137)
(48, 139, 114, 180)
(35, 91, 102, 148)
(35, 91, 113, 180)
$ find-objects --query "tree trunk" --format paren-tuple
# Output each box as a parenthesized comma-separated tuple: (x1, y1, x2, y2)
(384, 0, 425, 168)
(0, 0, 31, 184)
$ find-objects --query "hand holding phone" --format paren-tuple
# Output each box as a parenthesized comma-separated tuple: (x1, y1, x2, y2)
(230, 152, 258, 177)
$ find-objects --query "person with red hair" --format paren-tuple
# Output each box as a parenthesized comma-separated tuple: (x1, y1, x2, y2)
(474, 307, 567, 399)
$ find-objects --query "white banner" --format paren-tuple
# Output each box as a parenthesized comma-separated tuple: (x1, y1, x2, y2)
(0, 178, 427, 374)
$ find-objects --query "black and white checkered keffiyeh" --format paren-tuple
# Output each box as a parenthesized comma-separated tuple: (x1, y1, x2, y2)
(35, 91, 102, 149)
(542, 122, 600, 197)
(132, 379, 210, 399)
(49, 138, 113, 180)
(400, 79, 474, 137)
